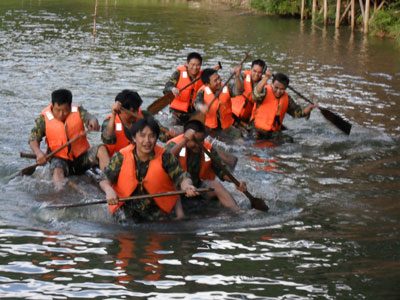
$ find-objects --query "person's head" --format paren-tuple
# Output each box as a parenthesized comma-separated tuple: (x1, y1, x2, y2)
(183, 120, 207, 153)
(51, 89, 73, 122)
(201, 68, 221, 93)
(115, 89, 143, 124)
(115, 89, 143, 112)
(186, 52, 202, 78)
(250, 59, 266, 83)
(131, 116, 160, 157)
(271, 72, 289, 99)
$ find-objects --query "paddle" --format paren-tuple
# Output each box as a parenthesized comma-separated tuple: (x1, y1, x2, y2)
(45, 187, 214, 208)
(20, 130, 88, 176)
(121, 106, 238, 171)
(194, 140, 269, 212)
(147, 62, 223, 115)
(191, 52, 249, 123)
(286, 85, 352, 135)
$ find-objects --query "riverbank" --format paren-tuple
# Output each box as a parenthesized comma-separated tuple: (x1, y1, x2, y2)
(219, 0, 400, 40)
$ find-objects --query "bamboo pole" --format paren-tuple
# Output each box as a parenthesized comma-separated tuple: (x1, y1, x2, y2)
(359, 0, 365, 20)
(93, 0, 98, 41)
(351, 0, 355, 31)
(324, 0, 328, 27)
(301, 0, 305, 20)
(339, 1, 352, 24)
(312, 0, 317, 21)
(364, 0, 370, 33)
(335, 0, 341, 28)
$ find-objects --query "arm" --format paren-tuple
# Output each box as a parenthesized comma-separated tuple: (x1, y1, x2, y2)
(79, 106, 99, 131)
(253, 68, 273, 102)
(102, 101, 121, 140)
(287, 96, 318, 119)
(163, 69, 181, 96)
(99, 152, 124, 205)
(28, 115, 47, 165)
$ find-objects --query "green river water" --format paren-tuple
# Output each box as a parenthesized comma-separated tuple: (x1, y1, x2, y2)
(0, 0, 399, 298)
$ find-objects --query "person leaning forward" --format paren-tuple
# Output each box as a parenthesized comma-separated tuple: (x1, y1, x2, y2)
(99, 116, 199, 223)
(163, 52, 221, 125)
(231, 59, 266, 125)
(194, 67, 243, 139)
(101, 89, 178, 157)
(29, 89, 109, 190)
(165, 120, 245, 214)
(250, 71, 318, 142)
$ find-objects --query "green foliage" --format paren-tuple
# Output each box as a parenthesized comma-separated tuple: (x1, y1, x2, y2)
(250, 0, 301, 16)
(370, 3, 400, 39)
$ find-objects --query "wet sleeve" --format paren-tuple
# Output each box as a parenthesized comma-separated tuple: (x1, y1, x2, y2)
(227, 72, 245, 97)
(79, 106, 97, 127)
(253, 85, 266, 104)
(193, 89, 205, 107)
(287, 95, 308, 119)
(164, 141, 177, 152)
(29, 115, 46, 143)
(101, 118, 117, 145)
(210, 147, 227, 181)
(101, 152, 124, 183)
(163, 70, 180, 94)
(162, 151, 190, 188)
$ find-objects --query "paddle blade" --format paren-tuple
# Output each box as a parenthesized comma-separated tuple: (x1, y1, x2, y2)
(20, 163, 39, 176)
(249, 196, 269, 212)
(215, 148, 237, 172)
(147, 92, 175, 115)
(319, 107, 352, 135)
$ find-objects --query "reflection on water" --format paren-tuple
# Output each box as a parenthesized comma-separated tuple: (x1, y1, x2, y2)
(0, 0, 399, 298)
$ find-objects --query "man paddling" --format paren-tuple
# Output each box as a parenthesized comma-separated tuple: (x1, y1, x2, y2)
(166, 120, 245, 213)
(29, 89, 109, 190)
(194, 67, 243, 139)
(232, 59, 266, 125)
(99, 116, 198, 223)
(102, 89, 177, 158)
(163, 52, 220, 125)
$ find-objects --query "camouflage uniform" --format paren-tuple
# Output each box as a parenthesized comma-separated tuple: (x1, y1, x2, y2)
(101, 148, 189, 223)
(101, 110, 169, 145)
(163, 68, 197, 124)
(29, 106, 101, 176)
(248, 86, 310, 142)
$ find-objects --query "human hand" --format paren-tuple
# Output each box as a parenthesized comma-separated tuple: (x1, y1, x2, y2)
(88, 118, 100, 131)
(184, 184, 199, 198)
(234, 65, 242, 77)
(172, 87, 180, 97)
(183, 128, 196, 142)
(111, 101, 121, 116)
(236, 181, 247, 192)
(106, 189, 119, 205)
(36, 151, 47, 165)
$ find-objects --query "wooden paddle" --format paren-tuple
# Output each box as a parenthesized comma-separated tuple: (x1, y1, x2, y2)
(20, 130, 88, 176)
(287, 85, 352, 135)
(45, 187, 214, 208)
(191, 52, 249, 123)
(194, 140, 269, 212)
(147, 78, 201, 115)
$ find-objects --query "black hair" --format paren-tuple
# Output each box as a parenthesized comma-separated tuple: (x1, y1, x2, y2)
(115, 89, 143, 111)
(187, 52, 203, 64)
(130, 116, 160, 139)
(251, 59, 266, 70)
(272, 72, 290, 87)
(201, 68, 217, 84)
(51, 89, 72, 106)
(184, 120, 206, 134)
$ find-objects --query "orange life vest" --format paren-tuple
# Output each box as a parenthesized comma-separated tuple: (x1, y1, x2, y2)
(104, 109, 143, 157)
(41, 104, 90, 161)
(166, 134, 215, 181)
(253, 84, 289, 132)
(108, 144, 178, 215)
(170, 65, 203, 113)
(231, 70, 254, 121)
(200, 85, 234, 129)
